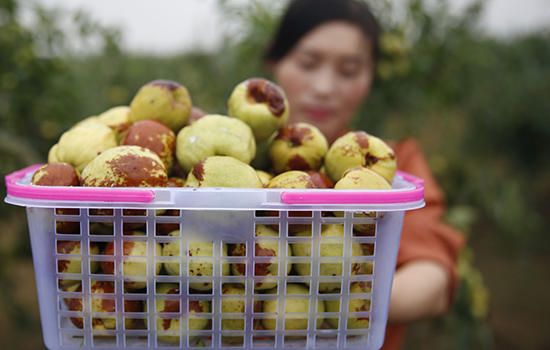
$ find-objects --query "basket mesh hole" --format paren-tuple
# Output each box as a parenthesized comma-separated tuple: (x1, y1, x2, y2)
(156, 222, 180, 236)
(91, 317, 117, 330)
(315, 333, 339, 346)
(57, 257, 81, 274)
(55, 220, 80, 235)
(89, 222, 113, 236)
(89, 208, 113, 216)
(123, 209, 146, 216)
(221, 334, 245, 347)
(319, 261, 343, 276)
(350, 281, 372, 294)
(346, 314, 370, 330)
(222, 316, 245, 330)
(255, 282, 278, 294)
(287, 223, 312, 236)
(156, 332, 181, 347)
(350, 261, 373, 275)
(255, 224, 279, 237)
(191, 336, 211, 347)
(125, 318, 147, 330)
(156, 209, 181, 217)
(255, 210, 279, 218)
(352, 223, 376, 237)
(125, 335, 148, 347)
(123, 221, 146, 232)
(283, 334, 308, 346)
(253, 334, 276, 347)
(318, 281, 342, 294)
(356, 242, 375, 256)
(56, 208, 80, 215)
(321, 317, 340, 330)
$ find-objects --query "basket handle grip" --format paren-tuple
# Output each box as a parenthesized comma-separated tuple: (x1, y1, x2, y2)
(280, 170, 424, 205)
(5, 164, 155, 203)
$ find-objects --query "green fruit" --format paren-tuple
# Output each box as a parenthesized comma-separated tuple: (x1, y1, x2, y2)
(129, 80, 192, 132)
(81, 145, 167, 188)
(325, 282, 371, 329)
(269, 122, 328, 174)
(155, 283, 211, 344)
(291, 224, 368, 293)
(228, 78, 290, 142)
(262, 284, 324, 330)
(100, 231, 162, 290)
(266, 170, 316, 189)
(334, 167, 391, 235)
(162, 230, 229, 291)
(54, 121, 117, 172)
(184, 156, 263, 188)
(230, 225, 291, 290)
(176, 114, 256, 173)
(324, 131, 396, 183)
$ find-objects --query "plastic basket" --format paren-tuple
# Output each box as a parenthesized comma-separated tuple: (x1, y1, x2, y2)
(4, 165, 424, 350)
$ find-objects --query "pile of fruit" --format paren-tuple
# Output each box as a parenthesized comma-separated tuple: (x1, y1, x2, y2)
(32, 77, 397, 192)
(34, 77, 397, 343)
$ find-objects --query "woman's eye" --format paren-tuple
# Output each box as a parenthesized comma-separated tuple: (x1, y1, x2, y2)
(339, 63, 362, 77)
(296, 56, 318, 71)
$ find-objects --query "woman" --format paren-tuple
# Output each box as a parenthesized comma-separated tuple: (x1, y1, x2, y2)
(265, 0, 465, 349)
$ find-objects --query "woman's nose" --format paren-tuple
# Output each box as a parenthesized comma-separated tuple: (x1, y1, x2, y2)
(311, 66, 337, 97)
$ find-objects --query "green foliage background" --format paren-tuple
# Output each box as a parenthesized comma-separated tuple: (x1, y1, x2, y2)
(1, 0, 549, 349)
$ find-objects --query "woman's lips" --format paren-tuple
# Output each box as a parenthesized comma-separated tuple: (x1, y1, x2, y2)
(304, 107, 333, 121)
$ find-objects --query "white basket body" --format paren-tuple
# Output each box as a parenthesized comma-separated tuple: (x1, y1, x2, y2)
(5, 167, 424, 350)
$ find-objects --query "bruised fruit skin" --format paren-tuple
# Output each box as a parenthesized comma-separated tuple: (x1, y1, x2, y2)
(155, 283, 210, 343)
(324, 131, 397, 184)
(306, 170, 334, 188)
(81, 145, 167, 187)
(269, 122, 328, 174)
(162, 230, 230, 291)
(228, 78, 290, 142)
(65, 280, 143, 330)
(121, 119, 176, 173)
(57, 241, 100, 288)
(101, 231, 162, 290)
(31, 163, 79, 186)
(129, 79, 192, 132)
(325, 281, 371, 329)
(176, 114, 256, 173)
(54, 121, 117, 172)
(185, 156, 263, 189)
(97, 106, 131, 142)
(262, 284, 324, 330)
(230, 225, 291, 290)
(266, 170, 316, 189)
(291, 224, 367, 292)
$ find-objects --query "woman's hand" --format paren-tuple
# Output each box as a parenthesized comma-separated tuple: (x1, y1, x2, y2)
(388, 260, 451, 324)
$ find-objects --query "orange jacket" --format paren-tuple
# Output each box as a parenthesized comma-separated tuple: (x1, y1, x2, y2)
(382, 138, 465, 350)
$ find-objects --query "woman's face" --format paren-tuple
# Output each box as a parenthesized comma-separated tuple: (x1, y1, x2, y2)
(272, 21, 374, 143)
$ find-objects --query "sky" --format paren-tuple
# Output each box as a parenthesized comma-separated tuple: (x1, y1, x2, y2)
(26, 0, 550, 55)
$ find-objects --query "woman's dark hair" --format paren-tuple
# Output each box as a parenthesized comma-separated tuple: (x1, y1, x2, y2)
(265, 0, 380, 65)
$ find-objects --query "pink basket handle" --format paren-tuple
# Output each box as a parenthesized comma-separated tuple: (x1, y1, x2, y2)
(5, 164, 155, 203)
(280, 170, 424, 205)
